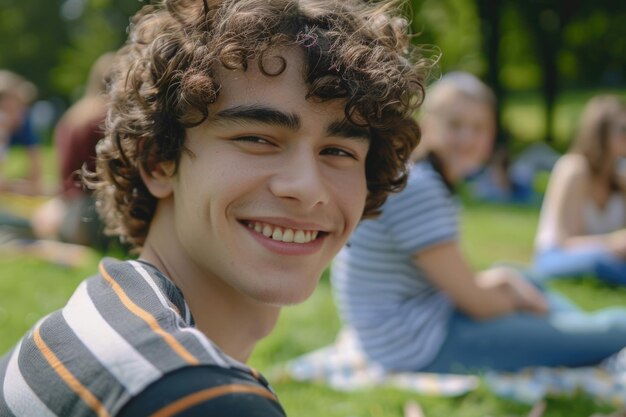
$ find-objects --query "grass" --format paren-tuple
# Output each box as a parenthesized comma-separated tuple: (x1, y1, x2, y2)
(1, 202, 624, 417)
(2, 90, 626, 416)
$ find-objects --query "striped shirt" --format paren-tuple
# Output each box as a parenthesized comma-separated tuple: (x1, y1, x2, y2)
(0, 258, 285, 417)
(331, 160, 457, 371)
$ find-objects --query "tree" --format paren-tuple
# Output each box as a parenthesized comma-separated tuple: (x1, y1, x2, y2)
(409, 0, 484, 78)
(0, 0, 69, 98)
(52, 0, 143, 99)
(0, 0, 141, 100)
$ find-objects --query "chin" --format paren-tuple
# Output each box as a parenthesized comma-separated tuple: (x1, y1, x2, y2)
(276, 288, 317, 306)
(243, 279, 319, 307)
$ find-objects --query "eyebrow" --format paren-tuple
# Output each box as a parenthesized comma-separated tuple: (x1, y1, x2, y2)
(214, 105, 300, 130)
(327, 120, 371, 141)
(213, 104, 370, 141)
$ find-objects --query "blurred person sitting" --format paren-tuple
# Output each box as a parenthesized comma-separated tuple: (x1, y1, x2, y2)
(533, 94, 626, 285)
(468, 141, 559, 205)
(0, 70, 43, 196)
(331, 73, 626, 374)
(30, 53, 114, 248)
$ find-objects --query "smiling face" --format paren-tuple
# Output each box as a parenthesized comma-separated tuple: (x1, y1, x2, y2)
(422, 94, 495, 182)
(142, 48, 369, 306)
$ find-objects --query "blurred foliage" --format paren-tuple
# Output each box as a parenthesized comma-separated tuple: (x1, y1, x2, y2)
(497, 3, 542, 90)
(51, 0, 143, 100)
(561, 3, 626, 87)
(409, 0, 625, 91)
(408, 0, 484, 76)
(0, 0, 624, 102)
(0, 0, 68, 98)
(0, 0, 142, 100)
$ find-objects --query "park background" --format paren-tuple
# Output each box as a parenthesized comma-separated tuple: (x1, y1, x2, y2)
(1, 0, 626, 416)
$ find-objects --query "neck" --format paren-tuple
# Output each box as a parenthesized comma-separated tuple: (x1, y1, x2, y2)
(140, 201, 280, 363)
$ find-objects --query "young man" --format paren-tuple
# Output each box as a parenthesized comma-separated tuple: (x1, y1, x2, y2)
(0, 0, 427, 415)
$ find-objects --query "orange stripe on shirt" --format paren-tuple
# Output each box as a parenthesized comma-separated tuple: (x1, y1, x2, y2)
(99, 261, 199, 365)
(33, 324, 111, 417)
(149, 384, 278, 417)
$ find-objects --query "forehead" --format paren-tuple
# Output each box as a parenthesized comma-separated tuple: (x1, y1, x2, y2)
(211, 47, 345, 121)
(432, 94, 494, 122)
(0, 93, 25, 109)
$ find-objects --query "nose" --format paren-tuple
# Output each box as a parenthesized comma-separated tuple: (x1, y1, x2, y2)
(268, 147, 330, 209)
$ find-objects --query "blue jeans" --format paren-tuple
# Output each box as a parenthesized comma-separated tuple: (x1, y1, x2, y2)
(534, 246, 626, 286)
(421, 291, 626, 373)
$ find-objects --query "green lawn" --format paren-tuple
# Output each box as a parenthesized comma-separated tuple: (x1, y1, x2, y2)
(1, 202, 625, 417)
(2, 90, 626, 416)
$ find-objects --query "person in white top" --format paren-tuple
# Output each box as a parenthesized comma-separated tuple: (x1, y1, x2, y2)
(534, 95, 626, 285)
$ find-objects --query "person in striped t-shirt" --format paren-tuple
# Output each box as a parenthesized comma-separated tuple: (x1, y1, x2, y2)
(0, 0, 429, 415)
(332, 72, 626, 374)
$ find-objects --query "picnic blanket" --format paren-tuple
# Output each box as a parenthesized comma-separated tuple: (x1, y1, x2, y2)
(283, 329, 626, 407)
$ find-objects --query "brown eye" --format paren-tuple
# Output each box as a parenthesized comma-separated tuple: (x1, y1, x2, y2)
(321, 147, 356, 159)
(233, 136, 271, 144)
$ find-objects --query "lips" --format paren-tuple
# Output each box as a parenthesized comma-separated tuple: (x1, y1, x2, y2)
(243, 221, 321, 243)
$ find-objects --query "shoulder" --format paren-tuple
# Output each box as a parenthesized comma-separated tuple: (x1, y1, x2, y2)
(377, 161, 457, 222)
(408, 161, 445, 185)
(389, 162, 453, 206)
(116, 365, 286, 417)
(387, 161, 450, 204)
(547, 153, 591, 189)
(371, 161, 458, 251)
(92, 258, 234, 366)
(553, 153, 589, 178)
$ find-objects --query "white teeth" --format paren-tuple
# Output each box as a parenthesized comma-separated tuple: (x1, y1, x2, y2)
(282, 228, 294, 243)
(248, 222, 319, 244)
(272, 227, 283, 241)
(294, 230, 306, 243)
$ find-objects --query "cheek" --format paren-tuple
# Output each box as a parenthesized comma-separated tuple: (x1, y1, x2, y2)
(437, 125, 457, 145)
(426, 134, 453, 159)
(475, 134, 494, 159)
(424, 123, 451, 151)
(334, 170, 368, 227)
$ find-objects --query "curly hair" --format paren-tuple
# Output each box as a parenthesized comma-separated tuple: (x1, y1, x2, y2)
(93, 0, 431, 249)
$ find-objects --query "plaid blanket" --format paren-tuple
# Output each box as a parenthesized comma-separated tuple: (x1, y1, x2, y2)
(283, 329, 626, 406)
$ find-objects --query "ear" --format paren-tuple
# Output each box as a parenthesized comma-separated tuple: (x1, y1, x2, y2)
(139, 161, 176, 199)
